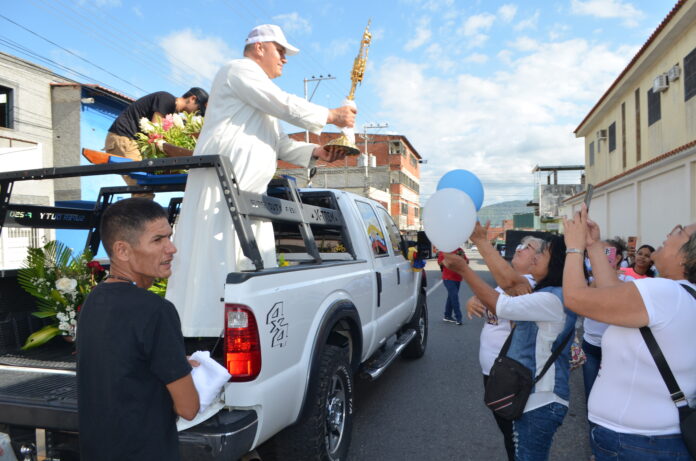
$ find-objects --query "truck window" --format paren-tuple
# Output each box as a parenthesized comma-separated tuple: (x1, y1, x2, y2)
(355, 201, 388, 257)
(376, 207, 403, 256)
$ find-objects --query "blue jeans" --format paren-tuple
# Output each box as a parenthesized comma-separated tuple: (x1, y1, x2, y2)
(591, 424, 691, 460)
(513, 402, 567, 461)
(581, 340, 602, 401)
(443, 280, 462, 322)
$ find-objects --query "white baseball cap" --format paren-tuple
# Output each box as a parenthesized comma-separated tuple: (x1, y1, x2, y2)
(245, 24, 300, 56)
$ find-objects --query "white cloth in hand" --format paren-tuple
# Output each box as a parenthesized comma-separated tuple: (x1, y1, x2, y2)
(340, 98, 357, 143)
(189, 350, 231, 412)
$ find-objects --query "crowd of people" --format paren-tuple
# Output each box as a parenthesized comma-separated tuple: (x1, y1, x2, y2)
(72, 17, 696, 461)
(440, 209, 696, 461)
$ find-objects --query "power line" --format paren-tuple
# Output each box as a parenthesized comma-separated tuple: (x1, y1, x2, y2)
(0, 13, 146, 93)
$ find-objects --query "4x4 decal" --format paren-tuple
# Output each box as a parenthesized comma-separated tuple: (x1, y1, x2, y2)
(267, 302, 289, 348)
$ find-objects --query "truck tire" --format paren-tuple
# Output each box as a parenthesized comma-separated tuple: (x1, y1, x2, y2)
(402, 291, 428, 359)
(261, 345, 353, 461)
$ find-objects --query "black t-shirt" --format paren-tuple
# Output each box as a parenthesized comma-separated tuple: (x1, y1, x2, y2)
(108, 91, 177, 139)
(77, 282, 192, 461)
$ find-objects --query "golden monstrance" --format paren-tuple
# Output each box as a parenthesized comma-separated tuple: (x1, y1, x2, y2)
(323, 20, 372, 156)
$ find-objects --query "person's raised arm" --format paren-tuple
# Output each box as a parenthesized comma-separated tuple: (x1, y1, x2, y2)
(562, 206, 648, 327)
(465, 295, 486, 319)
(470, 221, 531, 295)
(443, 253, 500, 313)
(583, 218, 621, 288)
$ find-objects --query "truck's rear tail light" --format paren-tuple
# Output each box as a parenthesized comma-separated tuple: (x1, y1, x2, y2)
(224, 304, 261, 381)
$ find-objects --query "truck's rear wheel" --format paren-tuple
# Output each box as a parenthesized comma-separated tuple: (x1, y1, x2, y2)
(402, 291, 428, 359)
(261, 345, 353, 461)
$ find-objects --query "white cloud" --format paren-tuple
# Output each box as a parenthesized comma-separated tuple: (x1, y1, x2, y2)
(510, 36, 540, 52)
(464, 53, 488, 64)
(159, 29, 236, 84)
(514, 11, 540, 31)
(405, 18, 432, 51)
(132, 6, 143, 18)
(311, 39, 356, 58)
(424, 44, 457, 72)
(498, 4, 518, 23)
(272, 12, 312, 35)
(460, 13, 496, 36)
(458, 13, 496, 48)
(571, 0, 644, 27)
(372, 39, 636, 205)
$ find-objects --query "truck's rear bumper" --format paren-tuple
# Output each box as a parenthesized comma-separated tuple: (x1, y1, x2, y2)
(179, 409, 258, 461)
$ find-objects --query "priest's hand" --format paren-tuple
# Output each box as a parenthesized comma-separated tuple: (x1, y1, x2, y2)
(312, 146, 345, 163)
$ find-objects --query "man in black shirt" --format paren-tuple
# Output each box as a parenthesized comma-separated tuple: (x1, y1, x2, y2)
(77, 198, 199, 461)
(105, 87, 208, 162)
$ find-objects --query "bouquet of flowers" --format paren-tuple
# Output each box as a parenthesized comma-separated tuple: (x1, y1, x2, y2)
(134, 112, 204, 159)
(18, 241, 106, 349)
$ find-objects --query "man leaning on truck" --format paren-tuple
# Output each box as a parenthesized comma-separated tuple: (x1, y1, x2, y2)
(76, 198, 199, 460)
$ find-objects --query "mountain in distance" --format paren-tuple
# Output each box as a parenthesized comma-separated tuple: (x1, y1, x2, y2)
(477, 200, 533, 227)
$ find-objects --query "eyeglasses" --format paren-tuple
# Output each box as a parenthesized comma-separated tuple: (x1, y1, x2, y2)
(669, 224, 693, 238)
(515, 243, 539, 253)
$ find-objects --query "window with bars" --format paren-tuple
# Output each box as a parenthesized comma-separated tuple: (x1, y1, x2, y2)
(589, 141, 595, 166)
(400, 202, 408, 215)
(647, 88, 661, 126)
(685, 46, 696, 102)
(0, 85, 14, 129)
(608, 122, 616, 152)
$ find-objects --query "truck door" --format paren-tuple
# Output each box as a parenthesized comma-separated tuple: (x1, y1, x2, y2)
(354, 200, 399, 343)
(375, 207, 415, 323)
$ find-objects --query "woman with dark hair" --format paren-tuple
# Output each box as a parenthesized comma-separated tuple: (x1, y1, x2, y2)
(443, 234, 577, 460)
(563, 207, 696, 460)
(621, 244, 656, 279)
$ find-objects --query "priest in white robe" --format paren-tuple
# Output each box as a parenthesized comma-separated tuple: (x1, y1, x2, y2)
(166, 24, 356, 336)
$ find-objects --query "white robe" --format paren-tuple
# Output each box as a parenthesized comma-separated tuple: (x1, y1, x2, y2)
(166, 58, 328, 337)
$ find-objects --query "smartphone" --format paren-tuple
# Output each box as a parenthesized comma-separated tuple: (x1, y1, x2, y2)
(584, 184, 594, 211)
(604, 246, 617, 265)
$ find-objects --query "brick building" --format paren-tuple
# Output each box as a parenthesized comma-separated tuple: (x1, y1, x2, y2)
(278, 132, 423, 231)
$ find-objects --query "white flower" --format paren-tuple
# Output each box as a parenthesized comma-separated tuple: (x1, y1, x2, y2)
(172, 113, 184, 129)
(139, 117, 156, 133)
(55, 277, 77, 293)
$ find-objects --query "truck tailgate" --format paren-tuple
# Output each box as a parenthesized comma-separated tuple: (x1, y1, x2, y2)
(0, 365, 77, 431)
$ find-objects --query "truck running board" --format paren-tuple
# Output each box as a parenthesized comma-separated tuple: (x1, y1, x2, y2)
(360, 329, 417, 380)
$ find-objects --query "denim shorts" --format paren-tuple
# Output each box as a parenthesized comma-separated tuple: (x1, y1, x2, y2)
(591, 423, 691, 460)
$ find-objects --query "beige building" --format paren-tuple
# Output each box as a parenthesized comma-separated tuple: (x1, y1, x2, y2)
(567, 0, 696, 247)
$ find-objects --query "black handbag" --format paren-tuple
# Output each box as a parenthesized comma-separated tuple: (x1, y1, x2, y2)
(484, 326, 573, 421)
(639, 284, 696, 457)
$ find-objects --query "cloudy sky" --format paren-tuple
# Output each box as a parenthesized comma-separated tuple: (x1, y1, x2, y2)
(1, 0, 677, 205)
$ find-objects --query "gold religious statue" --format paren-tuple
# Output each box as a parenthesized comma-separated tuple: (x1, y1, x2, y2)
(323, 20, 372, 156)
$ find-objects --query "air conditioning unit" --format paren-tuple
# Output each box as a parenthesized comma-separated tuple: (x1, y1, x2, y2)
(653, 73, 669, 92)
(667, 64, 681, 82)
(596, 129, 607, 140)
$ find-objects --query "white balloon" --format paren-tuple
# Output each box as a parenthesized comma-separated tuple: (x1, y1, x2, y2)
(423, 188, 477, 252)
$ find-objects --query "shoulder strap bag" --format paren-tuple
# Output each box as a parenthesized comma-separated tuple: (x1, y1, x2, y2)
(639, 284, 696, 457)
(484, 325, 573, 421)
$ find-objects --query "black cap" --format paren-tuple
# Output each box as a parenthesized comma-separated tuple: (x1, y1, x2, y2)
(183, 87, 209, 116)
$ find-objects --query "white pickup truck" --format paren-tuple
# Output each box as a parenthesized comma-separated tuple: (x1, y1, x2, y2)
(0, 155, 428, 461)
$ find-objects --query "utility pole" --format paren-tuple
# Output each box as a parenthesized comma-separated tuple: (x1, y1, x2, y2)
(362, 122, 389, 196)
(303, 75, 335, 142)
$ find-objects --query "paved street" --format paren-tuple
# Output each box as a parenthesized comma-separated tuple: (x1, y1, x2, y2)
(347, 252, 592, 461)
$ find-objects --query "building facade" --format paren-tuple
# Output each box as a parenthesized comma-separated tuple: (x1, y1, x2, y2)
(279, 132, 423, 231)
(0, 52, 132, 267)
(568, 0, 696, 247)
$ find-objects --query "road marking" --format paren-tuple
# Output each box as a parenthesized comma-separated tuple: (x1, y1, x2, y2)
(427, 280, 443, 296)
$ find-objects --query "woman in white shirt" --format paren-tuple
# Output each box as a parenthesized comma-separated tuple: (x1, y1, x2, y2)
(445, 235, 577, 461)
(563, 207, 696, 460)
(582, 237, 634, 400)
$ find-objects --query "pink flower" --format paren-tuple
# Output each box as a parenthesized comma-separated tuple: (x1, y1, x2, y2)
(162, 114, 174, 131)
(148, 133, 163, 144)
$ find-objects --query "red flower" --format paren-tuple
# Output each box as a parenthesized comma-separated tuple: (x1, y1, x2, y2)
(86, 260, 104, 275)
(147, 133, 163, 144)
